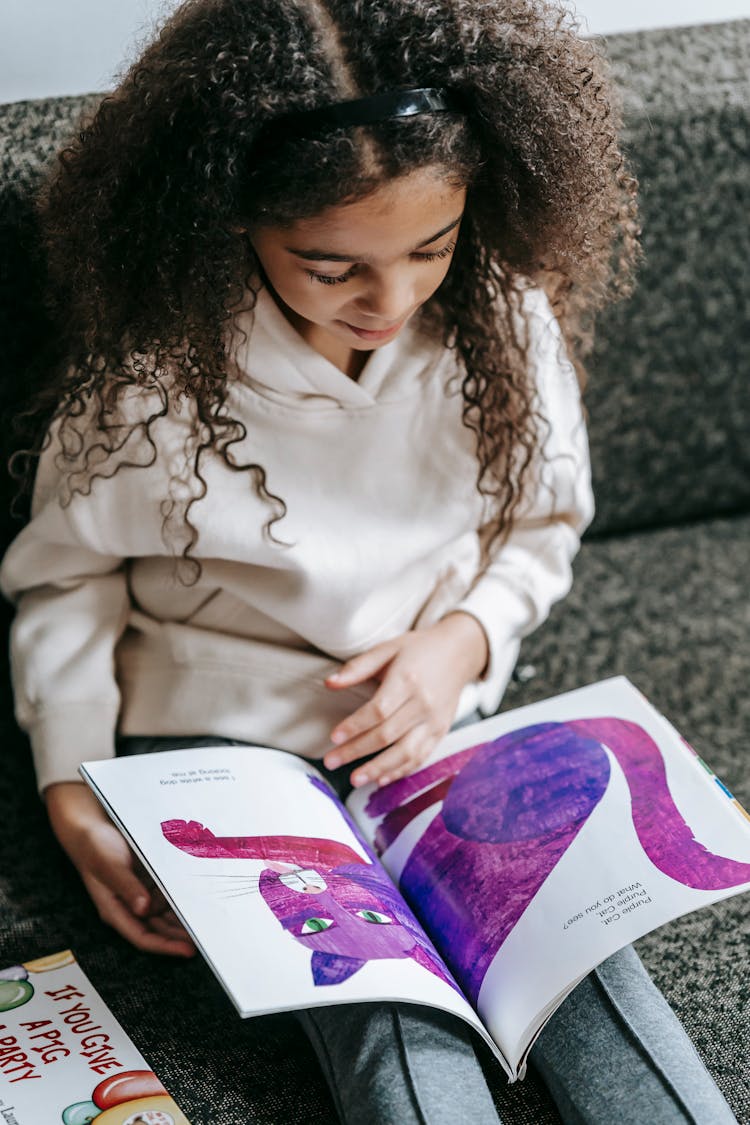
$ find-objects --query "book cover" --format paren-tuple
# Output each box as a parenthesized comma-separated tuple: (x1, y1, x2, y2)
(0, 950, 189, 1125)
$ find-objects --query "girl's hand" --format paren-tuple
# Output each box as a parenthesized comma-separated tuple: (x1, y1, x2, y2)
(45, 782, 195, 958)
(323, 612, 489, 788)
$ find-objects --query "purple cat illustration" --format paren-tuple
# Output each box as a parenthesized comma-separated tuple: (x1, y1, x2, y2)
(364, 717, 750, 1004)
(161, 786, 456, 990)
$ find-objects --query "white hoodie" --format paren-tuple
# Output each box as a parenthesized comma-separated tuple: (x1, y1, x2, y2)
(0, 283, 594, 791)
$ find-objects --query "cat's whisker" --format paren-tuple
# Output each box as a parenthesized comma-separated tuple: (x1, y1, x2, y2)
(194, 877, 263, 889)
(215, 881, 262, 891)
(215, 883, 261, 892)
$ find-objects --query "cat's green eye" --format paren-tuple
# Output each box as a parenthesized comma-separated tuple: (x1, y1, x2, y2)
(357, 909, 392, 924)
(301, 917, 334, 934)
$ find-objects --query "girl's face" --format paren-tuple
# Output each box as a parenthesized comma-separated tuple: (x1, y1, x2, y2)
(250, 167, 466, 376)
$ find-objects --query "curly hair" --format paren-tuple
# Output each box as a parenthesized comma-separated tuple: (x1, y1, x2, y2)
(19, 0, 640, 577)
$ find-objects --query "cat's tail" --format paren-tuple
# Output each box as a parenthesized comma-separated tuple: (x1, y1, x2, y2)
(161, 819, 365, 867)
(568, 718, 750, 891)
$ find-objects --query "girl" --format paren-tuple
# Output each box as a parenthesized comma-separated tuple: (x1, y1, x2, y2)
(0, 1, 737, 1122)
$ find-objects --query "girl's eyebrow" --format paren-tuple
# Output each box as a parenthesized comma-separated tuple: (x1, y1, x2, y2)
(285, 214, 464, 262)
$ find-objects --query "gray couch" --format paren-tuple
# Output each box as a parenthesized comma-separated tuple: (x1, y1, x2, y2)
(1, 18, 748, 1124)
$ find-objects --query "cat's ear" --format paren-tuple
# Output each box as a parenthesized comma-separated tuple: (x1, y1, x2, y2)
(311, 951, 366, 986)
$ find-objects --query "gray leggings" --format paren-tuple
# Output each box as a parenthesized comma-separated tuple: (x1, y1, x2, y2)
(297, 946, 737, 1124)
(118, 730, 738, 1125)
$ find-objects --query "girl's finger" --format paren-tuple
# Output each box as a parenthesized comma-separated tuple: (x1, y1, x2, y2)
(350, 725, 436, 788)
(91, 850, 152, 917)
(85, 875, 195, 957)
(325, 695, 421, 768)
(324, 639, 399, 689)
(141, 881, 172, 915)
(155, 905, 187, 927)
(148, 912, 195, 945)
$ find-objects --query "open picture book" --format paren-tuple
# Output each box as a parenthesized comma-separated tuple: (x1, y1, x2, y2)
(80, 677, 750, 1082)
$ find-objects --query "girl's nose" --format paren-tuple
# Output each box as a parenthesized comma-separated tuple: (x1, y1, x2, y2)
(355, 269, 414, 325)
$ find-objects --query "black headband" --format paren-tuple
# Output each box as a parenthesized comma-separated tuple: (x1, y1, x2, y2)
(264, 86, 468, 141)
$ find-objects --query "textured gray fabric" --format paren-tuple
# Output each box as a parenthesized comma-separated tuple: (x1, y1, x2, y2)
(584, 20, 750, 535)
(1, 17, 749, 1125)
(533, 945, 737, 1125)
(299, 1002, 500, 1124)
(0, 94, 100, 190)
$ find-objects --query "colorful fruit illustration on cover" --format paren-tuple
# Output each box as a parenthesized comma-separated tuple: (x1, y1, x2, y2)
(0, 965, 33, 1011)
(23, 950, 76, 973)
(61, 1070, 190, 1124)
(0, 951, 76, 1010)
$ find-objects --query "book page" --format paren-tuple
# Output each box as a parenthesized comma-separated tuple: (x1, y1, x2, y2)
(347, 677, 750, 1073)
(81, 746, 503, 1068)
(0, 949, 189, 1124)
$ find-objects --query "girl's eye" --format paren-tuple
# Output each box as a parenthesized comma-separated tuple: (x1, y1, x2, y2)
(356, 909, 392, 924)
(413, 240, 456, 263)
(306, 268, 356, 286)
(300, 917, 334, 933)
(305, 241, 456, 285)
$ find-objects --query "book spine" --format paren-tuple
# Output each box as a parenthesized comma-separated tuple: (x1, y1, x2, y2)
(639, 687, 750, 829)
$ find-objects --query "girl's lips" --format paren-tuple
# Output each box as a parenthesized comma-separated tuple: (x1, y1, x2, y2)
(340, 318, 405, 341)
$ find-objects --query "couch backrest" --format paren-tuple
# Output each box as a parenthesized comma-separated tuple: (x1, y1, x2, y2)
(1, 21, 749, 551)
(0, 94, 101, 556)
(585, 19, 750, 535)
